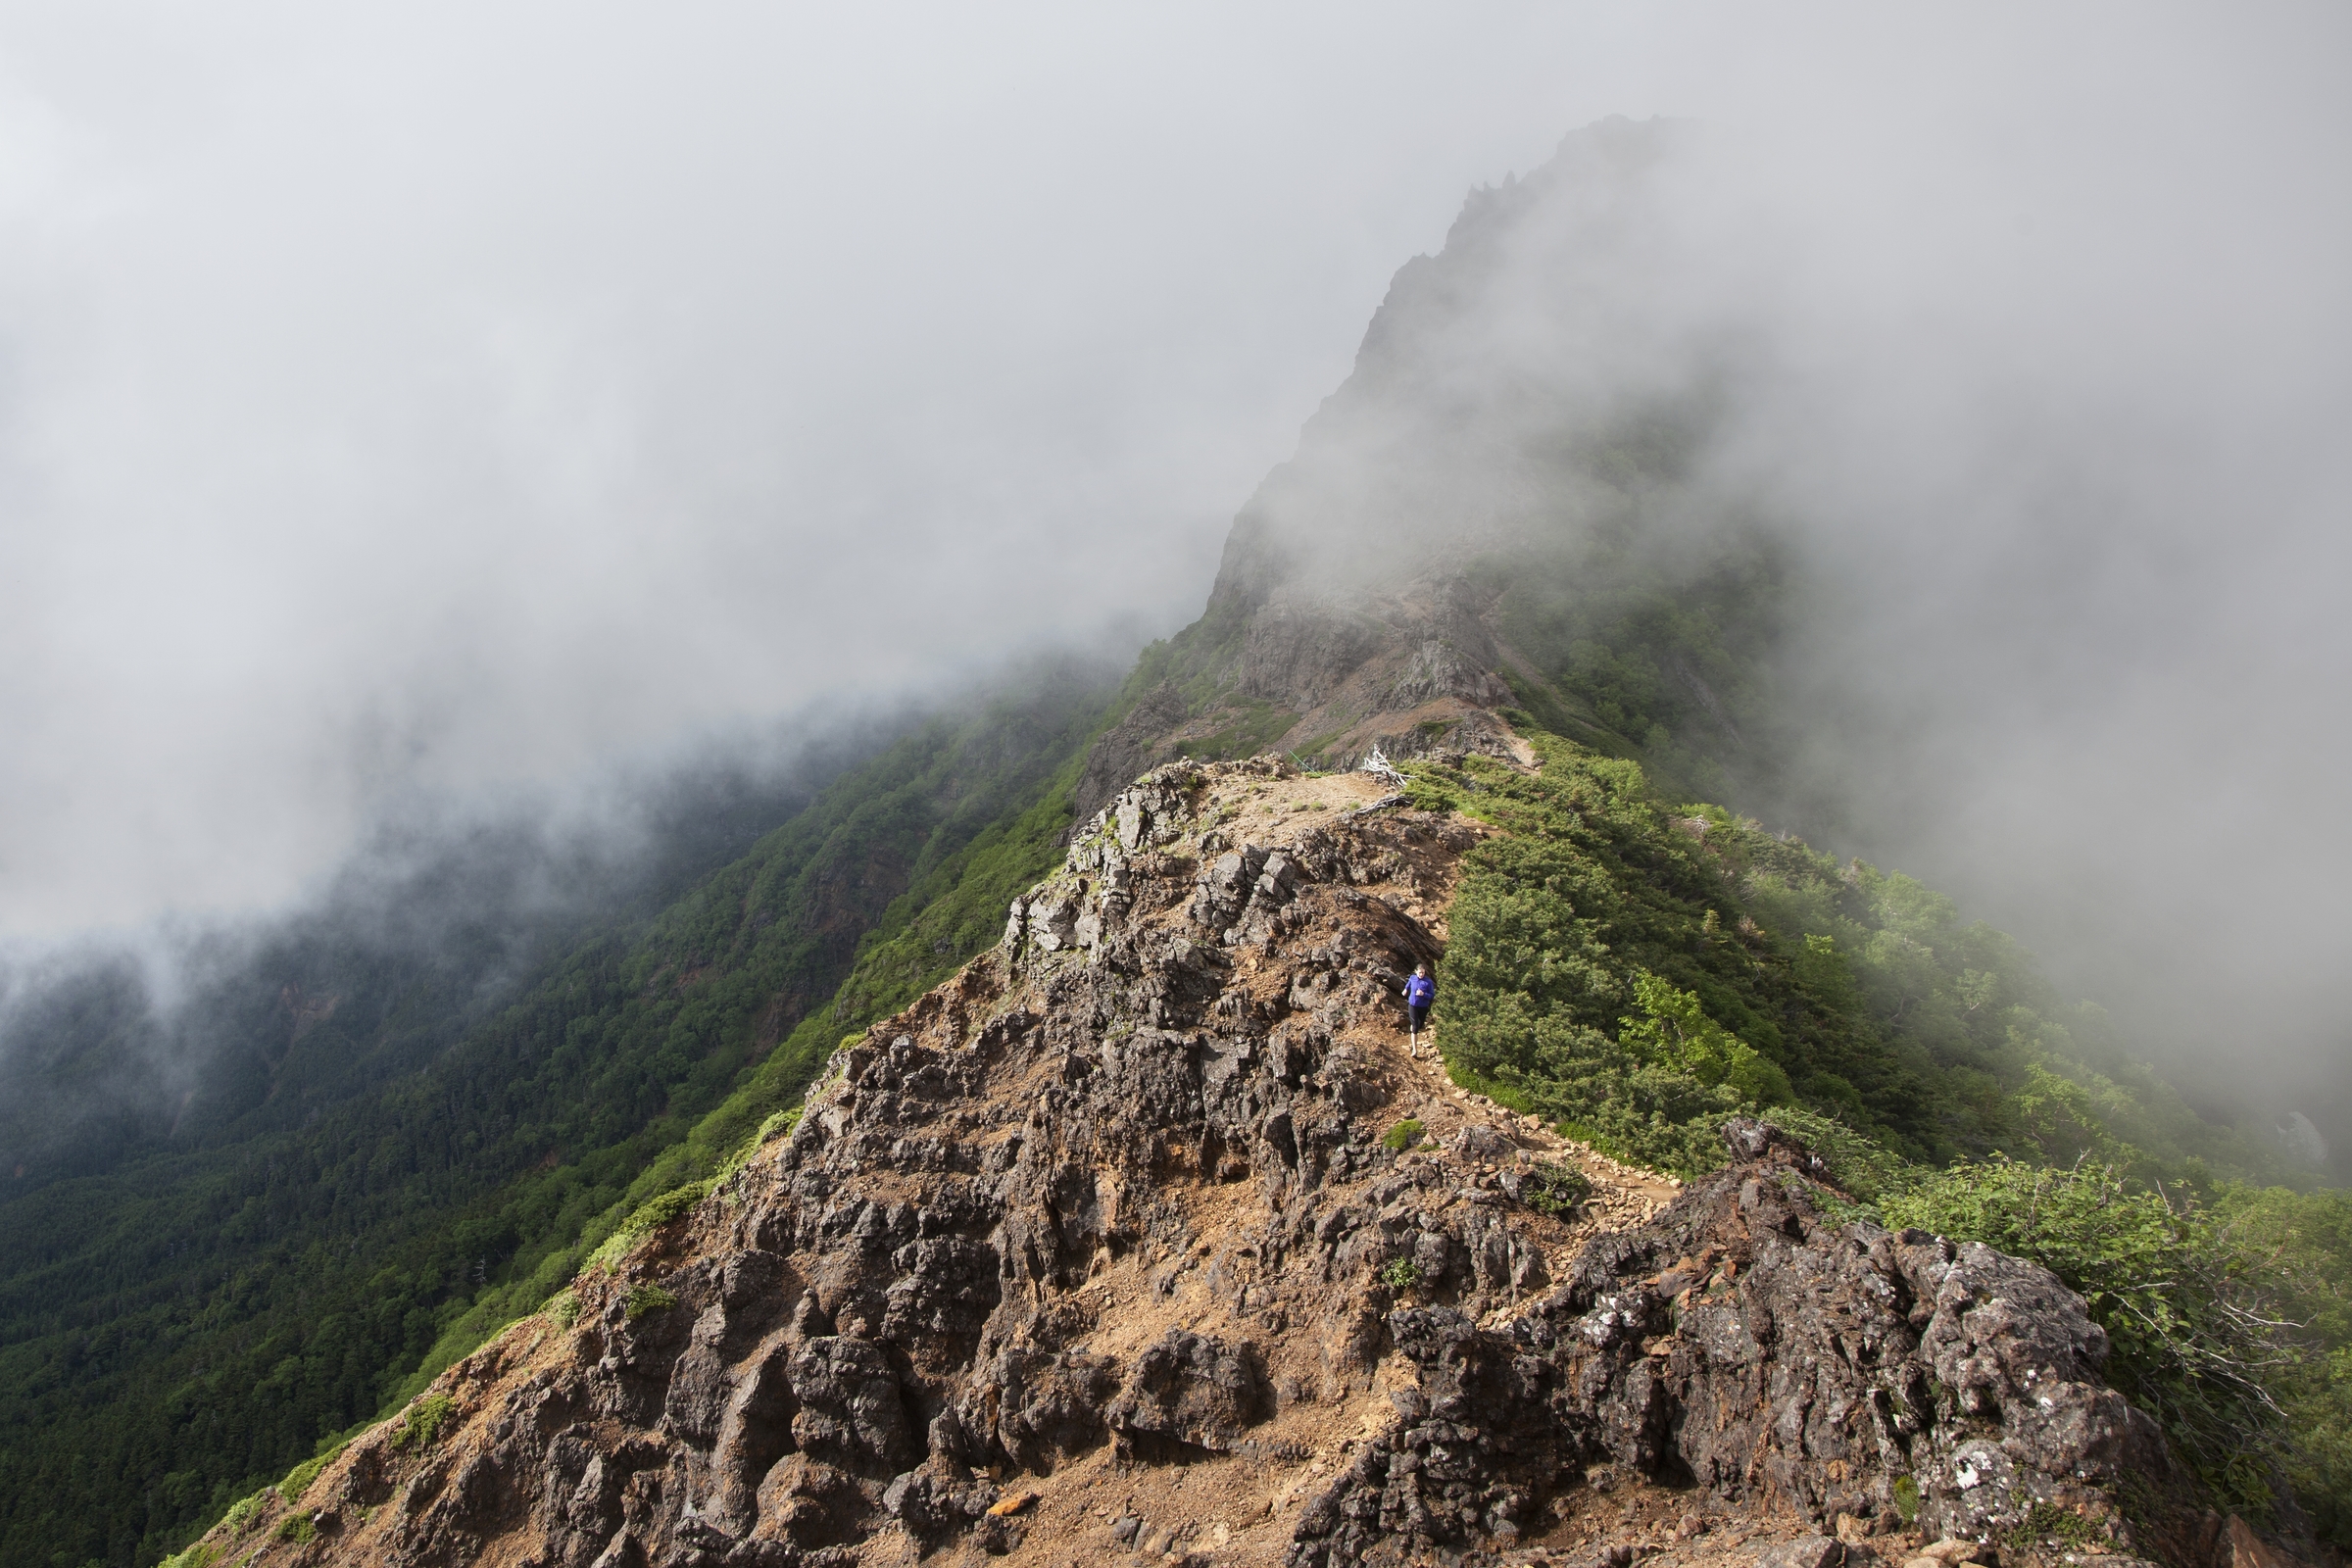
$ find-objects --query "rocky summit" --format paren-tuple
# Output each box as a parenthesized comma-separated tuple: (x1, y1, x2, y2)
(199, 759, 2179, 1568)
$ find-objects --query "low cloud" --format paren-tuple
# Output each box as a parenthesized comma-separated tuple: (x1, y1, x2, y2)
(2, 5, 2345, 1121)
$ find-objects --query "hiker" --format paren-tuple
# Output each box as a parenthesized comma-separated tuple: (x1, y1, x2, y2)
(1402, 963, 1435, 1046)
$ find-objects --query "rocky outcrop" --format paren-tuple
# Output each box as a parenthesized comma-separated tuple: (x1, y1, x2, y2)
(1073, 567, 1540, 789)
(1288, 1120, 2179, 1566)
(1234, 579, 1514, 721)
(1072, 682, 1192, 824)
(207, 761, 2182, 1568)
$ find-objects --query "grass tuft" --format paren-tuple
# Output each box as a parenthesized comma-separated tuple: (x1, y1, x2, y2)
(390, 1392, 457, 1453)
(624, 1283, 678, 1321)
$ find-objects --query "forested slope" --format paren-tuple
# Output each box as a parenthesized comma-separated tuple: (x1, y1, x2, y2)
(0, 675, 1116, 1568)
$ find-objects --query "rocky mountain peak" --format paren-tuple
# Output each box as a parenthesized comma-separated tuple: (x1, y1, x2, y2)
(201, 759, 2179, 1568)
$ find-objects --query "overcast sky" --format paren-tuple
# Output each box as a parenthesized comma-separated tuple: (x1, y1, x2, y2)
(1, 0, 2346, 1123)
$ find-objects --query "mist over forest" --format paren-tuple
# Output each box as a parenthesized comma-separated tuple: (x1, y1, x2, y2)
(12, 4, 2341, 1136)
(3, 9, 2352, 1560)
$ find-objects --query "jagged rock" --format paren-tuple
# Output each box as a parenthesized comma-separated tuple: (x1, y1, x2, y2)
(1451, 1121, 1513, 1162)
(1285, 1118, 2181, 1566)
(1106, 1328, 1272, 1454)
(1073, 681, 1190, 823)
(223, 765, 2180, 1568)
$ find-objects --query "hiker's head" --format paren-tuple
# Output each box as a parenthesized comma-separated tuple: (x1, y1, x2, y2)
(1414, 963, 1429, 976)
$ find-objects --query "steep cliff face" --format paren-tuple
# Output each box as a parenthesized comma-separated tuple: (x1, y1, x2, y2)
(205, 760, 2177, 1568)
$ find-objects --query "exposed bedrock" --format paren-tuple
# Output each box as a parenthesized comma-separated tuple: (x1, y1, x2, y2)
(1288, 1119, 2178, 1566)
(252, 764, 2180, 1568)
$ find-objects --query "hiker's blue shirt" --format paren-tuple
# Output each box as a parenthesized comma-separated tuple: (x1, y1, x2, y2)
(1404, 975, 1435, 1008)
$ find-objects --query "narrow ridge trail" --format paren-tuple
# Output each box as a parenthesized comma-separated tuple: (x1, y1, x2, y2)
(198, 760, 2180, 1568)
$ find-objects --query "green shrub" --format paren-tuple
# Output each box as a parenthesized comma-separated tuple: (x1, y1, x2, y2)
(1618, 971, 1793, 1108)
(1381, 1119, 1425, 1152)
(159, 1544, 218, 1568)
(273, 1512, 316, 1544)
(221, 1490, 270, 1534)
(623, 1283, 678, 1321)
(1520, 1162, 1592, 1218)
(1891, 1475, 1919, 1525)
(276, 1442, 343, 1505)
(1378, 1257, 1422, 1292)
(544, 1288, 582, 1329)
(390, 1392, 457, 1454)
(584, 1179, 712, 1274)
(2005, 1496, 2100, 1551)
(1752, 1107, 1911, 1204)
(713, 1106, 806, 1186)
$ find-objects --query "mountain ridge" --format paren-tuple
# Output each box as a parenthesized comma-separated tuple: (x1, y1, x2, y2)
(163, 759, 2200, 1568)
(6, 117, 2349, 1567)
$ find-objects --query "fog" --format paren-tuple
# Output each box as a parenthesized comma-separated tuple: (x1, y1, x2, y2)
(2, 7, 2347, 1111)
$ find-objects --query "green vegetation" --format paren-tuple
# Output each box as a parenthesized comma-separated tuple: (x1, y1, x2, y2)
(1619, 970, 1794, 1110)
(1413, 727, 2351, 1535)
(1883, 1159, 2292, 1512)
(0, 675, 1117, 1566)
(389, 1393, 455, 1454)
(219, 1493, 268, 1536)
(274, 1444, 341, 1506)
(622, 1284, 677, 1322)
(1381, 1118, 1426, 1152)
(271, 1511, 315, 1545)
(1518, 1162, 1592, 1219)
(1378, 1258, 1422, 1292)
(582, 1181, 711, 1275)
(1419, 737, 2268, 1179)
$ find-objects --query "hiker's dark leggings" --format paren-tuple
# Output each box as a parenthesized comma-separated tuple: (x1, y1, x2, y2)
(1408, 1004, 1429, 1032)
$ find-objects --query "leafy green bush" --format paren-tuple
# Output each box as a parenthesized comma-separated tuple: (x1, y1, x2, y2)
(390, 1392, 457, 1454)
(713, 1105, 806, 1187)
(544, 1288, 582, 1329)
(1618, 971, 1792, 1108)
(623, 1283, 678, 1321)
(157, 1544, 217, 1568)
(1418, 736, 2276, 1183)
(1378, 1258, 1421, 1292)
(1743, 1105, 1915, 1205)
(1382, 1118, 1426, 1152)
(273, 1511, 317, 1544)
